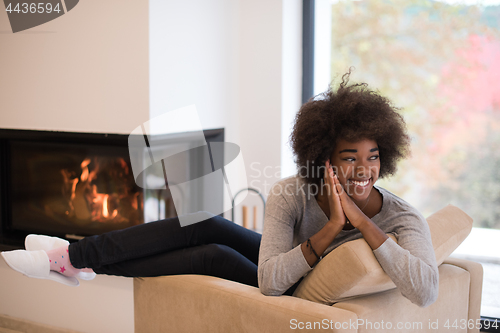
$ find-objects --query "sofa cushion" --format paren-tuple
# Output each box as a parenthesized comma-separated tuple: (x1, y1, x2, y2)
(427, 205, 473, 265)
(293, 204, 473, 305)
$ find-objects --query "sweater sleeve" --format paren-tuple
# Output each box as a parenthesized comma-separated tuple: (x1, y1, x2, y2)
(257, 187, 312, 296)
(373, 212, 439, 307)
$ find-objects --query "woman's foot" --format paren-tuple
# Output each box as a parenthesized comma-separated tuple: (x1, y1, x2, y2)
(1, 250, 79, 286)
(46, 246, 82, 277)
(25, 234, 96, 280)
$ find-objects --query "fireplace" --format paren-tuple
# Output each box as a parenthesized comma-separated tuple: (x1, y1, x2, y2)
(0, 128, 224, 248)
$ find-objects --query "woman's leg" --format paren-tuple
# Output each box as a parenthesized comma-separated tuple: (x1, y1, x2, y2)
(69, 212, 261, 271)
(93, 243, 259, 287)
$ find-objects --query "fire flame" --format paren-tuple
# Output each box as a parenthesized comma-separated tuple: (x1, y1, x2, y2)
(60, 157, 139, 224)
(102, 194, 109, 218)
(80, 158, 91, 182)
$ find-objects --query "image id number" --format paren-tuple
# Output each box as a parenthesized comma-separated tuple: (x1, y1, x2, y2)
(5, 2, 61, 14)
(443, 318, 499, 330)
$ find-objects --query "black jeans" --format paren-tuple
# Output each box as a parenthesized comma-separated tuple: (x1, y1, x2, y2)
(68, 212, 261, 287)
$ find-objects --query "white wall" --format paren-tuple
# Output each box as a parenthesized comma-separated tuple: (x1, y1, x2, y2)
(150, 0, 239, 135)
(282, 0, 303, 179)
(235, 0, 285, 225)
(0, 0, 147, 332)
(0, 0, 149, 134)
(150, 0, 302, 230)
(0, 0, 302, 331)
(149, 0, 243, 219)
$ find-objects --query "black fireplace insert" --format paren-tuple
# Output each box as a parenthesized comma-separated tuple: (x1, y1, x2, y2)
(0, 128, 224, 248)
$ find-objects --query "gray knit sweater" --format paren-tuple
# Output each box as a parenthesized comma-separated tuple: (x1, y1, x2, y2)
(258, 176, 439, 307)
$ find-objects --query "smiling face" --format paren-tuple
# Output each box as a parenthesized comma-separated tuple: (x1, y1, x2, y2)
(330, 139, 380, 204)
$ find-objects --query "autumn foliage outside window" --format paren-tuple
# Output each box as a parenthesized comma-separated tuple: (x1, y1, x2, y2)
(322, 0, 500, 229)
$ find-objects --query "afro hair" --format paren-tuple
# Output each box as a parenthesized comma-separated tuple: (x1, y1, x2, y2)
(289, 70, 411, 188)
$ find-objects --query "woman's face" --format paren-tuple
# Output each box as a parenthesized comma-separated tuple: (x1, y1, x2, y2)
(329, 139, 380, 203)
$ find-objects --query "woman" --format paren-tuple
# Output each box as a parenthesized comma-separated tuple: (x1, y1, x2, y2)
(258, 72, 438, 307)
(1, 72, 438, 307)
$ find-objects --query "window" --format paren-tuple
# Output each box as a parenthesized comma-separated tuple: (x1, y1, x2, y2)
(307, 0, 500, 319)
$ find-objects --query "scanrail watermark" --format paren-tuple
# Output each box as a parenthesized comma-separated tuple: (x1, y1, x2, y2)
(249, 161, 379, 199)
(128, 105, 247, 227)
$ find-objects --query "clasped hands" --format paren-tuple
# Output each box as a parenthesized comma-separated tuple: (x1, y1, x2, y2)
(324, 160, 370, 230)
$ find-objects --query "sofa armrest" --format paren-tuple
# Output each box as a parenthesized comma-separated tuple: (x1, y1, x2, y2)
(134, 275, 358, 333)
(443, 257, 483, 332)
(331, 260, 482, 333)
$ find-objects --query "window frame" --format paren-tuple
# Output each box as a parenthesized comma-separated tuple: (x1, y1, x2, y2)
(302, 0, 315, 104)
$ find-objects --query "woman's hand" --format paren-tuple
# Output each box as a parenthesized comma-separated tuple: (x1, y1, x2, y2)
(324, 160, 346, 228)
(331, 174, 388, 249)
(300, 161, 347, 267)
(331, 173, 368, 229)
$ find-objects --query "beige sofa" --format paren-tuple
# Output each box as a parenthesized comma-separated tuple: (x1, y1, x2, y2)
(134, 206, 483, 333)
